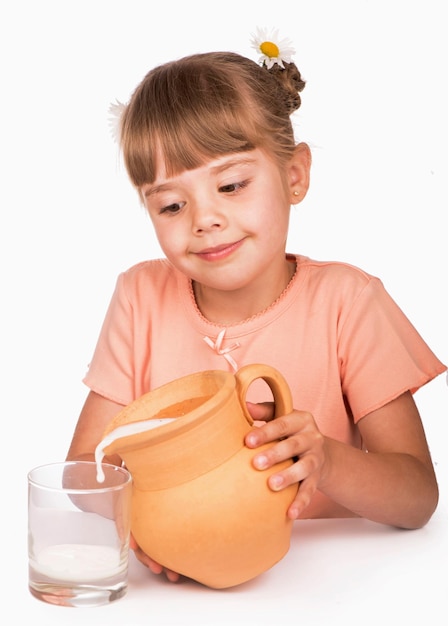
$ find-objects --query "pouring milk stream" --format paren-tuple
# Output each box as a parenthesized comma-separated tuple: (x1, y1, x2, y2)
(95, 418, 177, 482)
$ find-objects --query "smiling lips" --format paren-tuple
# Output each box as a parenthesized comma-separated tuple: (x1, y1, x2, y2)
(195, 239, 245, 262)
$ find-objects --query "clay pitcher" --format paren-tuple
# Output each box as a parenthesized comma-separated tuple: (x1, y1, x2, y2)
(100, 364, 298, 589)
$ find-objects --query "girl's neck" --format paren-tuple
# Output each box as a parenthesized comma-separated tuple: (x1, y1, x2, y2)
(192, 257, 296, 325)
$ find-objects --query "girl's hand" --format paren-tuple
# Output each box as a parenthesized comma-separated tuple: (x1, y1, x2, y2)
(245, 403, 326, 520)
(130, 534, 181, 583)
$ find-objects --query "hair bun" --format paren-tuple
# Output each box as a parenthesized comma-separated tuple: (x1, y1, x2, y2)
(268, 61, 305, 114)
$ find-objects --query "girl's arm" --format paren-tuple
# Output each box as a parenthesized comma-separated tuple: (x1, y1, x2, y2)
(245, 391, 439, 529)
(66, 390, 125, 466)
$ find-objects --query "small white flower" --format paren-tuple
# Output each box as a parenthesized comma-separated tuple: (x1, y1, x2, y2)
(250, 27, 296, 69)
(108, 99, 127, 143)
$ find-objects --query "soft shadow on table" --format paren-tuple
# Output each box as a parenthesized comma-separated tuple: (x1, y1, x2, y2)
(127, 516, 408, 593)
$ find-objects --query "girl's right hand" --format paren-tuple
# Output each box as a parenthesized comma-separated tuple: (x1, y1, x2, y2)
(130, 534, 181, 582)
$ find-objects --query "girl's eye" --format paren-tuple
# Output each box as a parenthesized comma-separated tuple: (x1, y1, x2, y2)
(159, 201, 185, 215)
(219, 180, 249, 194)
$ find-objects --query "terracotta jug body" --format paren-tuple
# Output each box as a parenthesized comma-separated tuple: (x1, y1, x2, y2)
(100, 364, 298, 589)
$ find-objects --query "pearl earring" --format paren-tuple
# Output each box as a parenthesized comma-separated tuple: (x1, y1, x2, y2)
(293, 191, 299, 196)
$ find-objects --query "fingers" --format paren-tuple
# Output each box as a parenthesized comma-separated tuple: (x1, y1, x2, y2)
(245, 410, 325, 519)
(136, 549, 181, 582)
(267, 456, 321, 520)
(245, 411, 311, 450)
(164, 568, 181, 583)
(130, 535, 181, 582)
(287, 476, 318, 520)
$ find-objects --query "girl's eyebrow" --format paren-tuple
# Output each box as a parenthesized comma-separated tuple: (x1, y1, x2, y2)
(209, 156, 256, 174)
(143, 156, 256, 198)
(143, 183, 175, 198)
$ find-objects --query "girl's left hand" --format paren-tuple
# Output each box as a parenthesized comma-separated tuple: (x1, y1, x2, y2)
(130, 534, 181, 582)
(245, 403, 326, 520)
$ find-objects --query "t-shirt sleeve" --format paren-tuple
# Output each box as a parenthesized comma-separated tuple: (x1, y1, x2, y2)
(83, 271, 136, 405)
(338, 276, 446, 421)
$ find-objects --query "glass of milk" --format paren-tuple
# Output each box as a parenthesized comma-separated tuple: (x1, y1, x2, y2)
(27, 461, 132, 607)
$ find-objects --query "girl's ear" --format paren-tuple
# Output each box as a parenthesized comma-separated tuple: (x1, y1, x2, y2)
(288, 142, 311, 204)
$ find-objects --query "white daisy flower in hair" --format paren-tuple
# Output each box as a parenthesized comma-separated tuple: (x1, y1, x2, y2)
(250, 27, 295, 69)
(108, 99, 127, 143)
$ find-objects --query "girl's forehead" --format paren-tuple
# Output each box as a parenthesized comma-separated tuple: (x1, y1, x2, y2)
(151, 150, 262, 183)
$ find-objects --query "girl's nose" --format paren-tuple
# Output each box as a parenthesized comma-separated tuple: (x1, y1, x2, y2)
(191, 202, 226, 234)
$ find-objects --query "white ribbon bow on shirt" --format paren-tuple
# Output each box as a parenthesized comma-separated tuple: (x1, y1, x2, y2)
(203, 329, 240, 372)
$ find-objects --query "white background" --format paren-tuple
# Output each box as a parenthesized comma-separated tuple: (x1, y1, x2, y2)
(1, 1, 447, 623)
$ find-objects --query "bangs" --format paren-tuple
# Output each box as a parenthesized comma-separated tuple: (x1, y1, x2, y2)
(121, 57, 266, 186)
(122, 104, 258, 187)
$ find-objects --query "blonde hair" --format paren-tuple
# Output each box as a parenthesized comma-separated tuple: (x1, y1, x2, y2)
(120, 51, 305, 187)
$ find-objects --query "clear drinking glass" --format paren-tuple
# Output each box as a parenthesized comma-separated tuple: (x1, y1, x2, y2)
(28, 461, 132, 607)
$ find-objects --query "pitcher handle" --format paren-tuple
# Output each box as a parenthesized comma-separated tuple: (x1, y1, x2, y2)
(234, 364, 293, 425)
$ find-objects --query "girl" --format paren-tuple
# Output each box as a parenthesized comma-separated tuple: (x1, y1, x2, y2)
(66, 31, 446, 582)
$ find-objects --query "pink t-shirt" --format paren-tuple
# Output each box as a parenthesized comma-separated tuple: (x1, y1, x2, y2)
(84, 254, 446, 517)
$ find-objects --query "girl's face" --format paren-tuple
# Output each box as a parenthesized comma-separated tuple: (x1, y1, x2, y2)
(141, 147, 309, 296)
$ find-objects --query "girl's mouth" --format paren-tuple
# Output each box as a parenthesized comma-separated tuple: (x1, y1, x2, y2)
(195, 239, 245, 262)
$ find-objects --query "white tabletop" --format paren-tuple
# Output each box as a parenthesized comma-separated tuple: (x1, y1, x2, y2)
(10, 467, 448, 626)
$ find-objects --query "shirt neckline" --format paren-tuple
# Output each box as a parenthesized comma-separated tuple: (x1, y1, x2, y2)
(177, 253, 308, 339)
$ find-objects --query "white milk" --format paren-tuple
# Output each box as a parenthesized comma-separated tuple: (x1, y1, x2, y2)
(95, 418, 177, 482)
(31, 543, 125, 582)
